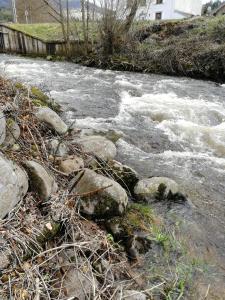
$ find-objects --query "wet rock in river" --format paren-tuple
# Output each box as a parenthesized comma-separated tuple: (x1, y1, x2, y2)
(0, 155, 28, 219)
(134, 177, 179, 203)
(72, 168, 128, 218)
(76, 135, 117, 163)
(24, 160, 58, 200)
(35, 107, 68, 135)
(79, 128, 123, 143)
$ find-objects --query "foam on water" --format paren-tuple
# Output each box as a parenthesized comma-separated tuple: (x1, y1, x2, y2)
(116, 90, 225, 156)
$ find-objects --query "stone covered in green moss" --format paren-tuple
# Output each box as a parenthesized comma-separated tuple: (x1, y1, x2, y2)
(105, 160, 139, 194)
(31, 86, 61, 112)
(31, 87, 49, 102)
(107, 203, 153, 237)
(32, 99, 48, 108)
(106, 203, 155, 259)
(72, 168, 128, 219)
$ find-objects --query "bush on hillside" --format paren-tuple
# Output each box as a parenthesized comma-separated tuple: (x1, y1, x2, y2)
(208, 16, 225, 41)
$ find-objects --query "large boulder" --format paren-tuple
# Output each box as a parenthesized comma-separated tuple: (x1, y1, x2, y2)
(72, 169, 128, 218)
(0, 111, 6, 145)
(24, 161, 58, 200)
(59, 156, 84, 175)
(134, 177, 179, 202)
(76, 135, 117, 162)
(105, 160, 139, 193)
(35, 107, 68, 135)
(0, 155, 28, 219)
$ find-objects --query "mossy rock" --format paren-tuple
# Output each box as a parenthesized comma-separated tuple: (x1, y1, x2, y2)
(31, 86, 61, 112)
(31, 87, 49, 102)
(32, 99, 48, 108)
(36, 221, 61, 245)
(106, 203, 156, 258)
(104, 160, 139, 194)
(107, 203, 154, 238)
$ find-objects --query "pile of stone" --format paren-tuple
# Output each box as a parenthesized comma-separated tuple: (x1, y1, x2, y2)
(0, 80, 184, 299)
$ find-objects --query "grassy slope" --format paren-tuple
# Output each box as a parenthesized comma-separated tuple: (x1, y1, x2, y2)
(129, 16, 225, 82)
(8, 23, 64, 41)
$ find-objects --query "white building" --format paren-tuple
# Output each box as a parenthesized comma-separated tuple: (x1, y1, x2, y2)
(136, 0, 202, 21)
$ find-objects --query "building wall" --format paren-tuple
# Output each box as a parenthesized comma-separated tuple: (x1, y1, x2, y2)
(174, 0, 202, 16)
(136, 0, 202, 21)
(15, 0, 56, 23)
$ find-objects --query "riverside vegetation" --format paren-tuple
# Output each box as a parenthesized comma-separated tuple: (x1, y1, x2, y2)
(0, 77, 207, 299)
(9, 15, 225, 83)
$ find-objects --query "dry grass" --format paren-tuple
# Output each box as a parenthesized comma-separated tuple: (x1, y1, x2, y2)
(0, 78, 155, 299)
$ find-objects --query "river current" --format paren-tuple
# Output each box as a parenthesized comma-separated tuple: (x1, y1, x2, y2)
(0, 54, 225, 298)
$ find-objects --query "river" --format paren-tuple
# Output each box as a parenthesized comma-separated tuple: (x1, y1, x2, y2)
(0, 54, 225, 298)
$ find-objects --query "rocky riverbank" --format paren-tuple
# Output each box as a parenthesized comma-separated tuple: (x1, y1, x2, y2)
(0, 77, 208, 299)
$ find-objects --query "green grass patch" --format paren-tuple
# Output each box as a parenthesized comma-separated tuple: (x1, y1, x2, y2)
(7, 23, 64, 42)
(7, 22, 98, 42)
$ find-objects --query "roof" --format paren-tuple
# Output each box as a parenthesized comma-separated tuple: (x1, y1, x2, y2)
(212, 2, 225, 15)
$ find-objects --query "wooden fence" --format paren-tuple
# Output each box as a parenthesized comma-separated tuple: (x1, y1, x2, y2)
(0, 24, 83, 57)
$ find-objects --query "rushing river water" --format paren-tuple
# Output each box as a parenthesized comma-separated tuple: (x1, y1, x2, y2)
(0, 54, 225, 297)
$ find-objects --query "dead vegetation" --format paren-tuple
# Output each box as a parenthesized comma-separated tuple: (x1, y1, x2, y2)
(0, 77, 136, 299)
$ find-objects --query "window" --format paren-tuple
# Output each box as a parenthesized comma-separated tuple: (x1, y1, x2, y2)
(156, 0, 163, 4)
(155, 12, 162, 20)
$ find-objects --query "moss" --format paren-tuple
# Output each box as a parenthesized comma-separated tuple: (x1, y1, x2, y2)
(108, 203, 155, 237)
(15, 82, 26, 90)
(93, 196, 120, 218)
(31, 86, 61, 112)
(6, 118, 15, 128)
(36, 222, 61, 244)
(31, 87, 49, 102)
(32, 99, 48, 108)
(124, 203, 154, 233)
